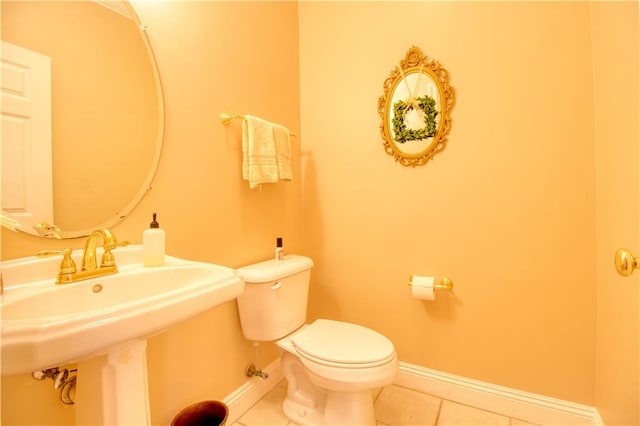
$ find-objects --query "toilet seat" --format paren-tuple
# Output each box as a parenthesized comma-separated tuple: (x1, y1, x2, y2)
(291, 319, 396, 368)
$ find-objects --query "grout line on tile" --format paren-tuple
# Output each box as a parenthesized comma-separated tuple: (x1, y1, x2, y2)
(389, 382, 446, 402)
(372, 387, 383, 404)
(434, 397, 443, 426)
(509, 417, 542, 426)
(439, 398, 514, 424)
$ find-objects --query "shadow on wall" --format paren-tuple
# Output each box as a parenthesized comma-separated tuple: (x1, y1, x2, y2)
(422, 287, 463, 322)
(300, 152, 339, 321)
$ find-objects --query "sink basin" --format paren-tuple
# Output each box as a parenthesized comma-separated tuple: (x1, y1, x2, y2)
(1, 245, 244, 376)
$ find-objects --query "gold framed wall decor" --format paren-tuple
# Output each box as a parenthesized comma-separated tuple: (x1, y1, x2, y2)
(378, 46, 455, 167)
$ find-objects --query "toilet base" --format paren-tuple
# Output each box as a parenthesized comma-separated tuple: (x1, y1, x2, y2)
(279, 352, 378, 426)
(282, 389, 376, 426)
(282, 397, 323, 426)
(324, 390, 376, 425)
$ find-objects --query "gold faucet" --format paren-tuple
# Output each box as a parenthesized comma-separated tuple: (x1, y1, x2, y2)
(37, 229, 120, 284)
(80, 229, 118, 272)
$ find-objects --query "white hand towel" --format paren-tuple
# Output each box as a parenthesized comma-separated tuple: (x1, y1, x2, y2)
(273, 123, 292, 181)
(242, 115, 279, 189)
(242, 115, 292, 189)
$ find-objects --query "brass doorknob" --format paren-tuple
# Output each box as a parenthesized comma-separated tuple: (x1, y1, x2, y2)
(614, 248, 640, 276)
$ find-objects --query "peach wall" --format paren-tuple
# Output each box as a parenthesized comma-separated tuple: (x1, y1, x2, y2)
(1, 2, 300, 425)
(298, 1, 597, 404)
(592, 2, 639, 425)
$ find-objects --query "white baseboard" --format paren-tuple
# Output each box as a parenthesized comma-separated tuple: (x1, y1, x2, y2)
(223, 360, 283, 425)
(223, 359, 603, 426)
(396, 362, 604, 426)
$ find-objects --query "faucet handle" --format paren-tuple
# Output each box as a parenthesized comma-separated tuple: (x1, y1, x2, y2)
(101, 247, 116, 268)
(36, 248, 77, 284)
(36, 248, 72, 261)
(100, 230, 121, 268)
(99, 239, 129, 268)
(102, 228, 118, 250)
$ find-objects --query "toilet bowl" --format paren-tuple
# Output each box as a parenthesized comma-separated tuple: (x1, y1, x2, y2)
(236, 255, 399, 426)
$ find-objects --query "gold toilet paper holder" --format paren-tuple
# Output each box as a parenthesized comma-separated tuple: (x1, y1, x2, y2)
(408, 276, 454, 291)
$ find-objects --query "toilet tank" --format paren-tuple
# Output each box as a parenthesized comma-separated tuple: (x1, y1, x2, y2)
(236, 255, 314, 342)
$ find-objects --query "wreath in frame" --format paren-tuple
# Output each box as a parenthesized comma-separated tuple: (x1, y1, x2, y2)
(391, 95, 438, 144)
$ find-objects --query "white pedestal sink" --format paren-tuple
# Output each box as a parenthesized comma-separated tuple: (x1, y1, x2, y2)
(1, 245, 244, 425)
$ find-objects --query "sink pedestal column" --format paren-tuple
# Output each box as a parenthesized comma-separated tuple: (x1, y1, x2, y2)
(75, 339, 151, 425)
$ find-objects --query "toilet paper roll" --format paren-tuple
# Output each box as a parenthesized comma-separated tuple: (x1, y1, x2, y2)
(410, 275, 436, 301)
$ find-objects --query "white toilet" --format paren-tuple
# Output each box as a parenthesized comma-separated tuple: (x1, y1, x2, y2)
(236, 255, 398, 426)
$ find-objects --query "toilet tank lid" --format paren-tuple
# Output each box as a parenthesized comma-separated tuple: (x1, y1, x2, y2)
(237, 255, 313, 283)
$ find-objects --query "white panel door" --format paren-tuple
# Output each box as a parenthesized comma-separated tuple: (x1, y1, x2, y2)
(1, 41, 53, 232)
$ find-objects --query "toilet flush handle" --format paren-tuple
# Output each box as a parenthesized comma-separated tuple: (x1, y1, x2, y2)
(270, 281, 282, 290)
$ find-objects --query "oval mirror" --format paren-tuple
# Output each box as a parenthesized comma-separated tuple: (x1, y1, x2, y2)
(378, 46, 455, 167)
(1, 0, 164, 239)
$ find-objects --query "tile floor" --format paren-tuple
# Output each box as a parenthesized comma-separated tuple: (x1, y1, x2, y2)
(232, 381, 541, 426)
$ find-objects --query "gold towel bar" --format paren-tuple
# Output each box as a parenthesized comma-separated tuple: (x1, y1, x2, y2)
(219, 112, 244, 125)
(219, 113, 297, 137)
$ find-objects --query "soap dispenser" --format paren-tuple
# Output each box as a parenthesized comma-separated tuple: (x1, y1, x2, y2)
(143, 213, 165, 266)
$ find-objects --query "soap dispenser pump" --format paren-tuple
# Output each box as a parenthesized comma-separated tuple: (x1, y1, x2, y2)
(143, 213, 165, 266)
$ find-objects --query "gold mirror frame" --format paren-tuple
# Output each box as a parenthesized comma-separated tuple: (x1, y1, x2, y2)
(378, 46, 455, 167)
